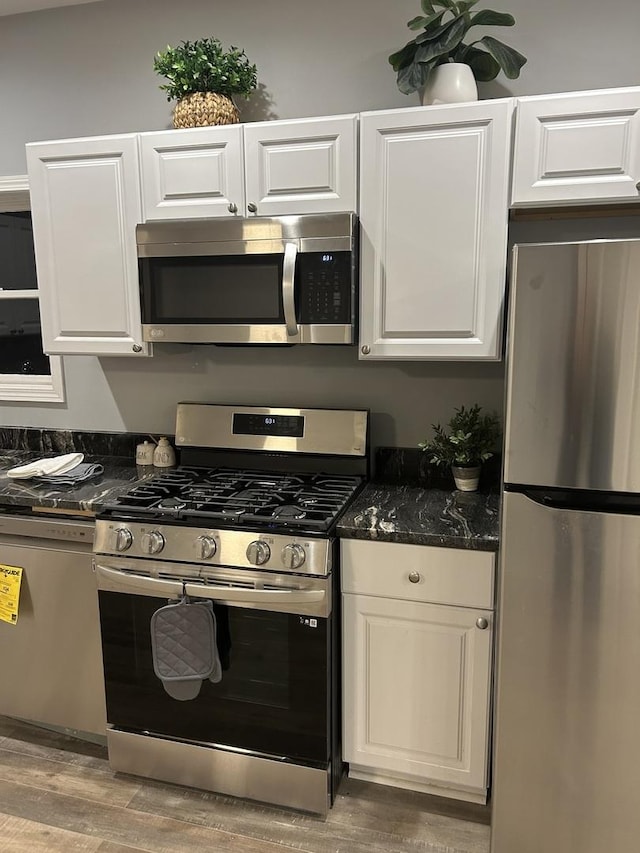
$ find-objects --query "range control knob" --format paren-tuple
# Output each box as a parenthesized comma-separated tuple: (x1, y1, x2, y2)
(141, 530, 165, 555)
(196, 535, 217, 560)
(113, 527, 133, 552)
(282, 543, 306, 571)
(246, 540, 271, 566)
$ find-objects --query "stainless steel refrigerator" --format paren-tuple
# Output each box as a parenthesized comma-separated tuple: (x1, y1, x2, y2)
(491, 238, 640, 853)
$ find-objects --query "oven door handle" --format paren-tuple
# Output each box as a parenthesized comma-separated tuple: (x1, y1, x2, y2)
(282, 242, 298, 337)
(183, 582, 324, 606)
(94, 563, 184, 598)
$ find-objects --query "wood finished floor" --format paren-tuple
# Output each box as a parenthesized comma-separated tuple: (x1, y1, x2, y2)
(0, 716, 490, 853)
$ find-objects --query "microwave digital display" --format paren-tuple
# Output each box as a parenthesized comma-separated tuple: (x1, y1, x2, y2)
(233, 413, 304, 438)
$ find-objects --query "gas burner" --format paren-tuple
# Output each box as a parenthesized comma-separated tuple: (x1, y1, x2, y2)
(232, 487, 274, 501)
(272, 505, 307, 520)
(157, 497, 187, 511)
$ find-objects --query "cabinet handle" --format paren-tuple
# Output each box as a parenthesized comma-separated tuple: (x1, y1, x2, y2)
(476, 617, 489, 630)
(247, 202, 258, 213)
(408, 571, 421, 584)
(228, 202, 238, 214)
(361, 345, 371, 355)
(132, 344, 143, 353)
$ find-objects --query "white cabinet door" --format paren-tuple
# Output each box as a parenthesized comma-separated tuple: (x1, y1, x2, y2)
(511, 87, 640, 207)
(359, 99, 513, 360)
(243, 115, 357, 216)
(26, 135, 148, 356)
(343, 593, 493, 797)
(139, 125, 245, 220)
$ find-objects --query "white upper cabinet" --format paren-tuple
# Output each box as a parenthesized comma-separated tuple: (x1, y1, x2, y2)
(139, 125, 245, 220)
(139, 115, 358, 220)
(359, 99, 514, 361)
(26, 134, 149, 356)
(243, 115, 357, 216)
(511, 87, 640, 207)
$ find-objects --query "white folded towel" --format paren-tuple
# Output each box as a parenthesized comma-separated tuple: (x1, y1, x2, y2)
(7, 452, 85, 480)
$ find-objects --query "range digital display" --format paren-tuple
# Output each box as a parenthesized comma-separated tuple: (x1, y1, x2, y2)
(233, 413, 304, 438)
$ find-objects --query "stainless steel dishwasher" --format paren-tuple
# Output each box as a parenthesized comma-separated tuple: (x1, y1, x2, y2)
(0, 513, 106, 740)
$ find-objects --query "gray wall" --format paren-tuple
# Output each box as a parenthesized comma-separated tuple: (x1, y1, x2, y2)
(1, 0, 639, 445)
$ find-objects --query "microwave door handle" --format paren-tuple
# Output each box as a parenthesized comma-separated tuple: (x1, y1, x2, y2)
(282, 242, 298, 337)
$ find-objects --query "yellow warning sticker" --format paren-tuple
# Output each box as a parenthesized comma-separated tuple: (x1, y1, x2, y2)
(0, 564, 23, 626)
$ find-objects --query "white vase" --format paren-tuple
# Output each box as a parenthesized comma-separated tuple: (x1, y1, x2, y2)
(421, 63, 478, 106)
(451, 465, 481, 492)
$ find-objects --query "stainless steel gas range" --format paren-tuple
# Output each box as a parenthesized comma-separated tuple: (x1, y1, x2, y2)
(93, 404, 368, 815)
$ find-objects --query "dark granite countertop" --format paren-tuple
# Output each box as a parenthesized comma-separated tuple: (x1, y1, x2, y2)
(0, 436, 502, 547)
(337, 482, 500, 552)
(336, 446, 501, 551)
(0, 449, 155, 515)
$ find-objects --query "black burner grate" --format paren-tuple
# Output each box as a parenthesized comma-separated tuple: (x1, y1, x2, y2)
(102, 467, 363, 532)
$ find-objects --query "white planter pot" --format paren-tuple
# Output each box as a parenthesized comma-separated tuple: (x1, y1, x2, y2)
(451, 465, 481, 492)
(421, 63, 478, 106)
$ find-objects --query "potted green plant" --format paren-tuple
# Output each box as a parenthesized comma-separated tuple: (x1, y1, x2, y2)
(154, 37, 258, 128)
(419, 404, 501, 491)
(389, 0, 527, 105)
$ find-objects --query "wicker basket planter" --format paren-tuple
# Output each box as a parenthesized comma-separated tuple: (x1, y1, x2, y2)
(173, 92, 240, 128)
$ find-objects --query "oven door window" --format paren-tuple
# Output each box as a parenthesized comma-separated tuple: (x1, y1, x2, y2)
(99, 592, 330, 764)
(139, 255, 286, 325)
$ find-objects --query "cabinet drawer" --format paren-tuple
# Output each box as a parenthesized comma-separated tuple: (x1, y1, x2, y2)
(340, 539, 495, 609)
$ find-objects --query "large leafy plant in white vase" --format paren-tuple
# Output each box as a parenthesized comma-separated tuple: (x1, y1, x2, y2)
(389, 0, 527, 103)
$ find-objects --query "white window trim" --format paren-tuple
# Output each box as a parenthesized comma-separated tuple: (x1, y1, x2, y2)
(0, 175, 65, 403)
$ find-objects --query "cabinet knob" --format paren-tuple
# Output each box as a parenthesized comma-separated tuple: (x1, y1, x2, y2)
(636, 182, 640, 193)
(132, 344, 143, 353)
(247, 202, 258, 213)
(361, 345, 371, 355)
(228, 202, 238, 214)
(408, 571, 421, 584)
(476, 617, 489, 630)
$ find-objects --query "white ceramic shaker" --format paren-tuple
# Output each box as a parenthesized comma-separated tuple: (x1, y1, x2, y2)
(153, 437, 176, 468)
(135, 440, 156, 466)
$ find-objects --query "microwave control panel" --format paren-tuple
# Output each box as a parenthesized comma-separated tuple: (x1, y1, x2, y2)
(297, 252, 353, 324)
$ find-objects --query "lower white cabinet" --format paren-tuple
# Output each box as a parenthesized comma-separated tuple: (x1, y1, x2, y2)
(341, 538, 495, 803)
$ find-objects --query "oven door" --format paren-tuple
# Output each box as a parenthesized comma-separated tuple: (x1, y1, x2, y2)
(94, 560, 333, 765)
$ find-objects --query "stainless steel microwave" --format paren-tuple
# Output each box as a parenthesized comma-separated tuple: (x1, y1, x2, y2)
(137, 213, 357, 345)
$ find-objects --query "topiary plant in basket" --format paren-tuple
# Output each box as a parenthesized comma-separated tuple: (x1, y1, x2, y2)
(154, 37, 258, 128)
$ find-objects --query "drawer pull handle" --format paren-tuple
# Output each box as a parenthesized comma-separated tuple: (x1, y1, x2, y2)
(408, 571, 421, 584)
(476, 617, 489, 630)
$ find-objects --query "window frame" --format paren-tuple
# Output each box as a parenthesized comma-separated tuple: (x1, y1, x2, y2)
(0, 175, 64, 403)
